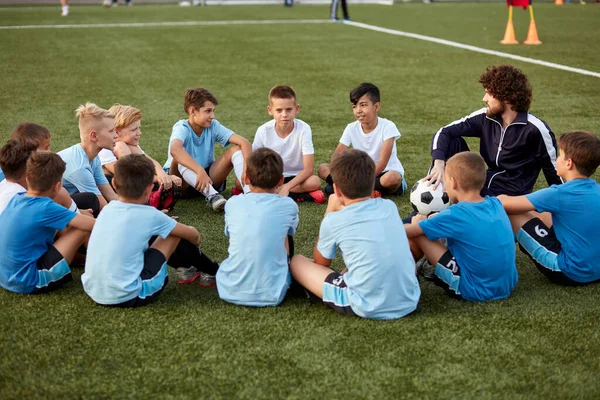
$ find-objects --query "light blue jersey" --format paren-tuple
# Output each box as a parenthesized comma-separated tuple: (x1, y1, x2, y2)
(419, 196, 518, 302)
(163, 119, 234, 170)
(82, 201, 177, 305)
(0, 168, 4, 182)
(0, 194, 76, 294)
(58, 144, 108, 195)
(217, 193, 299, 307)
(525, 179, 600, 282)
(317, 198, 420, 320)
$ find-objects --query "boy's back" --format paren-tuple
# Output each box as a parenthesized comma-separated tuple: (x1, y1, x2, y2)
(59, 144, 108, 195)
(419, 196, 518, 301)
(82, 201, 176, 305)
(526, 179, 600, 282)
(217, 193, 299, 306)
(0, 194, 76, 293)
(318, 198, 419, 319)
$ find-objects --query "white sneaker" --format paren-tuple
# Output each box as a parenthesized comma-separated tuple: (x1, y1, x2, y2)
(179, 1, 191, 6)
(206, 194, 226, 212)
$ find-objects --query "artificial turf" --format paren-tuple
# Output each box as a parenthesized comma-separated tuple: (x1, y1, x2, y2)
(0, 3, 599, 398)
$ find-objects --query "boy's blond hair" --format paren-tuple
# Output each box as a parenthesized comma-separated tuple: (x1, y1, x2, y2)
(108, 104, 143, 131)
(75, 103, 114, 134)
(446, 152, 486, 192)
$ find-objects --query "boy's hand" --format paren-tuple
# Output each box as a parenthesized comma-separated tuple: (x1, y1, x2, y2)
(170, 175, 182, 187)
(411, 213, 427, 223)
(195, 169, 213, 195)
(325, 193, 344, 214)
(425, 160, 446, 190)
(79, 209, 94, 217)
(278, 184, 290, 198)
(157, 170, 173, 190)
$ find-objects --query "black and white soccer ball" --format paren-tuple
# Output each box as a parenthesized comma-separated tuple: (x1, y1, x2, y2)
(410, 180, 450, 215)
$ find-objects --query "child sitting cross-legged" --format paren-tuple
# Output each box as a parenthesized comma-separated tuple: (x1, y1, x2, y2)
(82, 154, 219, 308)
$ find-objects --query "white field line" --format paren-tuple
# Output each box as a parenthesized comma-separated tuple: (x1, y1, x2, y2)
(0, 17, 598, 79)
(344, 20, 600, 79)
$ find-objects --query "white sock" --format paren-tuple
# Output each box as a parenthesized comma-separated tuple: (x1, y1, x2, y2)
(179, 165, 219, 197)
(231, 150, 251, 194)
(68, 199, 81, 214)
(62, 5, 69, 14)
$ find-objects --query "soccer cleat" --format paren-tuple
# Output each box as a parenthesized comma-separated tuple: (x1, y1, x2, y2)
(198, 272, 216, 287)
(231, 186, 243, 196)
(206, 194, 226, 212)
(308, 190, 326, 204)
(415, 258, 435, 277)
(371, 190, 382, 198)
(177, 266, 201, 284)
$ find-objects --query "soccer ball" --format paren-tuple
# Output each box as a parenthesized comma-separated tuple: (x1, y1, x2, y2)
(410, 179, 450, 215)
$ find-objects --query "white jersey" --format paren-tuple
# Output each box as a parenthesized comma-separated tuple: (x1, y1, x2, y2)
(339, 117, 404, 176)
(0, 180, 26, 215)
(253, 119, 315, 177)
(98, 146, 144, 166)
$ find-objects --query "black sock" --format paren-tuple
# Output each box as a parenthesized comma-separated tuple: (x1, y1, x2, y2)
(374, 176, 386, 193)
(288, 192, 314, 202)
(325, 174, 334, 186)
(168, 239, 219, 275)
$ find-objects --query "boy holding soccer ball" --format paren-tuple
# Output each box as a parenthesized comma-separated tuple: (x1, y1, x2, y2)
(291, 149, 420, 319)
(318, 83, 407, 197)
(405, 152, 518, 302)
(499, 131, 600, 286)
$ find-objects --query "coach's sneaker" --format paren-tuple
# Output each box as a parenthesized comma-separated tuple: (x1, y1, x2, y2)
(308, 190, 326, 204)
(198, 272, 216, 287)
(206, 194, 226, 212)
(177, 266, 201, 284)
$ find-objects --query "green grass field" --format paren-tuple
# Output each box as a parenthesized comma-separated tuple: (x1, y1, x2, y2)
(0, 3, 599, 398)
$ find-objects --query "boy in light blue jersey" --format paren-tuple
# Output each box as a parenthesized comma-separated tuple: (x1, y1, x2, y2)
(164, 88, 252, 212)
(406, 152, 518, 302)
(83, 155, 219, 308)
(0, 152, 95, 294)
(291, 150, 420, 320)
(58, 103, 119, 212)
(217, 148, 299, 307)
(500, 131, 600, 285)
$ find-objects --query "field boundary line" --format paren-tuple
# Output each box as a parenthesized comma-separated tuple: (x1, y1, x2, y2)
(0, 18, 330, 29)
(344, 21, 600, 79)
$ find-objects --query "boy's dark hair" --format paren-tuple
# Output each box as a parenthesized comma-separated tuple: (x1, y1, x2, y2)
(559, 131, 600, 177)
(0, 140, 38, 180)
(349, 83, 380, 105)
(114, 154, 156, 199)
(446, 152, 486, 192)
(269, 85, 296, 102)
(10, 122, 51, 148)
(331, 149, 375, 199)
(184, 88, 218, 113)
(246, 148, 283, 189)
(26, 151, 66, 192)
(479, 65, 532, 113)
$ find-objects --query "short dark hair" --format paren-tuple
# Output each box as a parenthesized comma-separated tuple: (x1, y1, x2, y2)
(113, 154, 156, 199)
(478, 65, 532, 112)
(269, 85, 296, 102)
(445, 152, 486, 192)
(0, 140, 37, 180)
(26, 151, 66, 192)
(184, 88, 218, 113)
(246, 148, 283, 189)
(10, 122, 51, 148)
(559, 131, 600, 177)
(349, 83, 380, 105)
(331, 149, 375, 199)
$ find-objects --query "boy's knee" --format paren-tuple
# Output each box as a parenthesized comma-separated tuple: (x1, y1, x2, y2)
(381, 171, 402, 186)
(305, 175, 321, 191)
(318, 163, 330, 179)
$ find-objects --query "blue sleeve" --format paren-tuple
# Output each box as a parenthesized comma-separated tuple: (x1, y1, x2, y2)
(170, 122, 189, 146)
(431, 109, 485, 161)
(418, 208, 457, 241)
(66, 168, 102, 195)
(152, 209, 178, 239)
(42, 201, 77, 231)
(91, 158, 108, 185)
(212, 120, 234, 147)
(525, 185, 560, 213)
(316, 215, 337, 260)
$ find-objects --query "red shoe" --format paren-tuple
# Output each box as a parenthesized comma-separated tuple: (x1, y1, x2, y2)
(308, 190, 326, 204)
(231, 186, 243, 196)
(371, 190, 382, 198)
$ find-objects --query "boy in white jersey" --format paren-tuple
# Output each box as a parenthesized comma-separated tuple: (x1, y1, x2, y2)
(217, 148, 300, 307)
(253, 85, 324, 203)
(58, 103, 119, 211)
(318, 83, 406, 197)
(291, 150, 420, 320)
(164, 88, 252, 212)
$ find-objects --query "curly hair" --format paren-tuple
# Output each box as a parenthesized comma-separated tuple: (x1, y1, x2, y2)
(478, 65, 532, 112)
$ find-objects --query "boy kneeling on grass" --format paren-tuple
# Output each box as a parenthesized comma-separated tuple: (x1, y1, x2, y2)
(290, 149, 420, 320)
(82, 154, 219, 308)
(499, 131, 600, 286)
(405, 152, 518, 302)
(0, 152, 95, 294)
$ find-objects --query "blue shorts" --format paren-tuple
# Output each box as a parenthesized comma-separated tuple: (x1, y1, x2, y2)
(430, 250, 462, 299)
(34, 245, 72, 294)
(321, 272, 356, 317)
